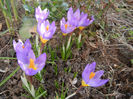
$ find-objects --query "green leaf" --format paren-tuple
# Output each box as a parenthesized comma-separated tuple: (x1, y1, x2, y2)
(19, 17, 37, 40)
(129, 30, 133, 36)
(0, 66, 20, 87)
(35, 91, 47, 99)
(0, 57, 16, 60)
(131, 59, 133, 64)
(23, 4, 33, 12)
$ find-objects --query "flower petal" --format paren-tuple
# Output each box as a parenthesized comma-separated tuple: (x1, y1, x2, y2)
(74, 8, 80, 20)
(35, 53, 46, 71)
(82, 62, 96, 84)
(25, 69, 38, 76)
(88, 79, 109, 87)
(24, 39, 31, 49)
(35, 6, 49, 22)
(67, 7, 73, 21)
(38, 20, 56, 40)
(27, 49, 36, 60)
(88, 16, 95, 25)
(93, 70, 104, 79)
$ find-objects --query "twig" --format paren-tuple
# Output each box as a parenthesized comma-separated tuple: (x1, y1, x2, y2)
(65, 85, 83, 99)
(65, 92, 76, 99)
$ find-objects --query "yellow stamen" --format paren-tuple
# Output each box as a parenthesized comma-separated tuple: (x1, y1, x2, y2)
(65, 24, 68, 30)
(22, 45, 24, 48)
(40, 36, 48, 44)
(79, 26, 85, 31)
(89, 72, 95, 79)
(81, 80, 89, 87)
(28, 59, 37, 70)
(46, 25, 49, 31)
(62, 33, 67, 36)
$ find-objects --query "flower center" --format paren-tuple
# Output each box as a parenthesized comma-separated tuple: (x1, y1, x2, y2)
(40, 36, 48, 44)
(28, 59, 37, 70)
(65, 24, 68, 29)
(62, 33, 67, 36)
(81, 80, 89, 87)
(89, 72, 95, 79)
(46, 25, 49, 31)
(79, 26, 84, 31)
(22, 45, 24, 48)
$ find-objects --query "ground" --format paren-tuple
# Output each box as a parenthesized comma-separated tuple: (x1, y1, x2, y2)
(0, 0, 133, 99)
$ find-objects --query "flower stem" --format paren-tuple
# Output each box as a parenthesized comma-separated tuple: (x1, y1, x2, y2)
(65, 85, 83, 99)
(28, 76, 33, 85)
(40, 42, 45, 54)
(76, 85, 83, 93)
(65, 92, 76, 99)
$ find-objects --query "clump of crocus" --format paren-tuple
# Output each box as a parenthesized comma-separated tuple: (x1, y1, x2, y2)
(67, 7, 94, 30)
(35, 6, 49, 22)
(82, 62, 109, 87)
(60, 17, 76, 36)
(37, 20, 56, 44)
(13, 39, 47, 76)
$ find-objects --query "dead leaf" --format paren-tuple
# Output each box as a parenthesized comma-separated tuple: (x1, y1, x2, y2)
(0, 23, 2, 31)
(89, 42, 97, 48)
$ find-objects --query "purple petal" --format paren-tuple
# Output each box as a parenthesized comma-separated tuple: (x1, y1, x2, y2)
(93, 70, 104, 79)
(60, 18, 66, 30)
(25, 69, 38, 76)
(67, 7, 73, 21)
(88, 79, 109, 87)
(16, 52, 29, 72)
(35, 53, 46, 71)
(88, 16, 94, 25)
(74, 8, 80, 20)
(37, 21, 45, 37)
(61, 17, 66, 24)
(17, 52, 29, 65)
(45, 20, 49, 26)
(51, 21, 56, 34)
(60, 18, 75, 33)
(13, 40, 17, 51)
(13, 39, 23, 52)
(78, 13, 88, 26)
(35, 6, 49, 22)
(18, 59, 28, 73)
(51, 21, 55, 27)
(82, 62, 96, 84)
(24, 39, 31, 49)
(27, 49, 36, 60)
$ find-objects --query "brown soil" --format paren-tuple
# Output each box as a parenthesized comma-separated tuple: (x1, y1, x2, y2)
(0, 0, 133, 99)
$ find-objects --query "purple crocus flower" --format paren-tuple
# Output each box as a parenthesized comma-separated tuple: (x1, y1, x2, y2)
(60, 17, 75, 36)
(37, 20, 56, 44)
(13, 39, 47, 76)
(35, 6, 49, 22)
(67, 7, 94, 30)
(82, 62, 109, 87)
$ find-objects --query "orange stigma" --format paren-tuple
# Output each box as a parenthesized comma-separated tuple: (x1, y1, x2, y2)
(46, 26, 49, 31)
(28, 59, 37, 70)
(22, 45, 25, 48)
(89, 72, 95, 79)
(65, 24, 68, 29)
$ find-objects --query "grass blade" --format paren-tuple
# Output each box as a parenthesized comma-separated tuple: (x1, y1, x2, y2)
(0, 57, 17, 60)
(0, 66, 20, 87)
(35, 91, 47, 99)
